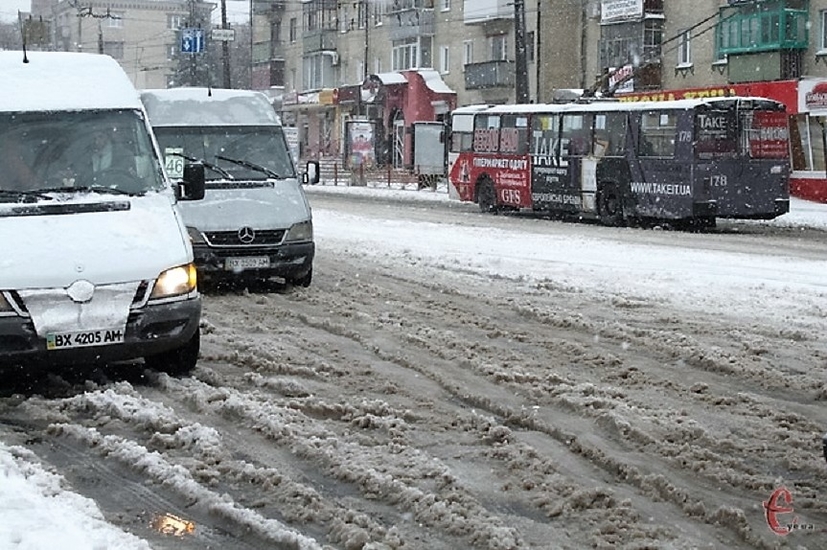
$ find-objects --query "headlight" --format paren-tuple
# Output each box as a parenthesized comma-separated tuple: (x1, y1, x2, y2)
(187, 226, 205, 244)
(0, 292, 13, 314)
(284, 220, 313, 243)
(150, 263, 197, 299)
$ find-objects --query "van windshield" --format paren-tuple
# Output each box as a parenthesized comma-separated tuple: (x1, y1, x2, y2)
(153, 126, 296, 182)
(0, 110, 166, 197)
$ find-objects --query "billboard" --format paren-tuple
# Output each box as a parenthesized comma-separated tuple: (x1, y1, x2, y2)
(601, 0, 643, 23)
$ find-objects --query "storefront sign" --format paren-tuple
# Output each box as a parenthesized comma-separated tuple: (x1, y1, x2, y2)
(601, 0, 643, 23)
(803, 80, 827, 114)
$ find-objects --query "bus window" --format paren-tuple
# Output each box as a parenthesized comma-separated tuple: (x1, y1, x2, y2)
(562, 114, 588, 157)
(594, 113, 626, 156)
(500, 114, 529, 154)
(474, 114, 500, 152)
(741, 110, 789, 159)
(450, 113, 476, 153)
(531, 114, 559, 160)
(639, 111, 676, 157)
(695, 109, 737, 158)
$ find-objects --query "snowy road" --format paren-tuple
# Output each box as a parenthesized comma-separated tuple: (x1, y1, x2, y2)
(2, 187, 827, 549)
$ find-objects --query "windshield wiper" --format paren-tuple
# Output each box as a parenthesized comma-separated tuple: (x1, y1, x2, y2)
(0, 189, 54, 202)
(37, 185, 133, 195)
(168, 151, 234, 180)
(216, 154, 281, 179)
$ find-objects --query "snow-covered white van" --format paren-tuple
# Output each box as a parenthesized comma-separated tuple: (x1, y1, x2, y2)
(0, 51, 205, 374)
(140, 88, 317, 288)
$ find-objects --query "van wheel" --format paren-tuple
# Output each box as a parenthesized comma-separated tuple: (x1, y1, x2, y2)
(477, 179, 497, 213)
(291, 268, 312, 288)
(598, 186, 624, 227)
(144, 327, 200, 376)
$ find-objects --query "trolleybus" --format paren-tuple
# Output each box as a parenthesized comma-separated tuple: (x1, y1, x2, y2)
(447, 97, 791, 228)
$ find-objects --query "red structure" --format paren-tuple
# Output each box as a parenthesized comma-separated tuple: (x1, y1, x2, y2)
(345, 69, 456, 168)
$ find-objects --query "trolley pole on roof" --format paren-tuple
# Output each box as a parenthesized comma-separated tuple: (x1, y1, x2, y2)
(514, 0, 530, 104)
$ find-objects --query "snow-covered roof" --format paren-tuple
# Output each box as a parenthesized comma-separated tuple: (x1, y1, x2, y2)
(373, 72, 408, 86)
(0, 51, 141, 112)
(414, 69, 455, 95)
(140, 87, 281, 127)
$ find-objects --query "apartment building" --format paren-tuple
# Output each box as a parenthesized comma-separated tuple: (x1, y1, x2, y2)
(30, 0, 214, 89)
(272, 0, 540, 165)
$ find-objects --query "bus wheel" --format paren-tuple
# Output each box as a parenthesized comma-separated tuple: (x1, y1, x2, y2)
(477, 179, 497, 214)
(598, 187, 624, 226)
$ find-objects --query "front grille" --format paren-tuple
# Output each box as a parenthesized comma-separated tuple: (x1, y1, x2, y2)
(203, 229, 286, 247)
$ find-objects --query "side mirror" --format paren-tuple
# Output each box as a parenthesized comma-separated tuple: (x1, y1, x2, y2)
(178, 162, 206, 200)
(303, 160, 320, 185)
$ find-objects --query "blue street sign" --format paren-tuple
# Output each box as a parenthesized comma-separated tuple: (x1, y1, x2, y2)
(181, 28, 205, 54)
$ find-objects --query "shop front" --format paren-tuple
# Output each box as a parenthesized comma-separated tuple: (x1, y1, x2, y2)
(619, 79, 827, 203)
(281, 88, 338, 161)
(336, 69, 456, 171)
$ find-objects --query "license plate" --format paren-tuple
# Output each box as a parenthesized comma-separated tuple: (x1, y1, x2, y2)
(225, 256, 270, 270)
(46, 327, 125, 350)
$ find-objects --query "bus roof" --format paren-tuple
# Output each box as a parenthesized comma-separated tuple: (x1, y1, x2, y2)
(475, 97, 785, 115)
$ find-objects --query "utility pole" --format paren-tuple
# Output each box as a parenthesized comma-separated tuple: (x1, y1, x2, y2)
(221, 0, 231, 87)
(70, 1, 119, 54)
(513, 0, 529, 103)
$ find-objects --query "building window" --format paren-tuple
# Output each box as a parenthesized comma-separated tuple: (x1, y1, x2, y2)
(393, 38, 417, 70)
(677, 29, 691, 66)
(440, 45, 450, 74)
(491, 34, 507, 61)
(442, 0, 451, 11)
(820, 10, 827, 51)
(358, 1, 368, 29)
(392, 36, 432, 70)
(463, 40, 473, 66)
(289, 17, 297, 42)
(167, 14, 183, 30)
(303, 52, 334, 90)
(103, 41, 124, 59)
(107, 13, 123, 28)
(526, 31, 534, 62)
(373, 1, 386, 25)
(643, 18, 663, 62)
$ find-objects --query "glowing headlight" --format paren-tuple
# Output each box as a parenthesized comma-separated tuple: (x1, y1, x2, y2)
(284, 220, 313, 242)
(187, 226, 205, 244)
(0, 292, 13, 313)
(150, 263, 197, 299)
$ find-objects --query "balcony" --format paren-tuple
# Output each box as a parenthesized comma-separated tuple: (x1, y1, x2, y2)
(464, 60, 515, 90)
(716, 0, 808, 56)
(303, 28, 337, 53)
(387, 7, 435, 41)
(463, 0, 512, 24)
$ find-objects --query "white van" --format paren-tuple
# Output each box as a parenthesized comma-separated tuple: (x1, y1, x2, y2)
(0, 51, 205, 374)
(140, 88, 318, 288)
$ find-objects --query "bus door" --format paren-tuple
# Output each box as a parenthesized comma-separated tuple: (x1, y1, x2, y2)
(629, 109, 693, 220)
(560, 113, 597, 214)
(530, 113, 578, 213)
